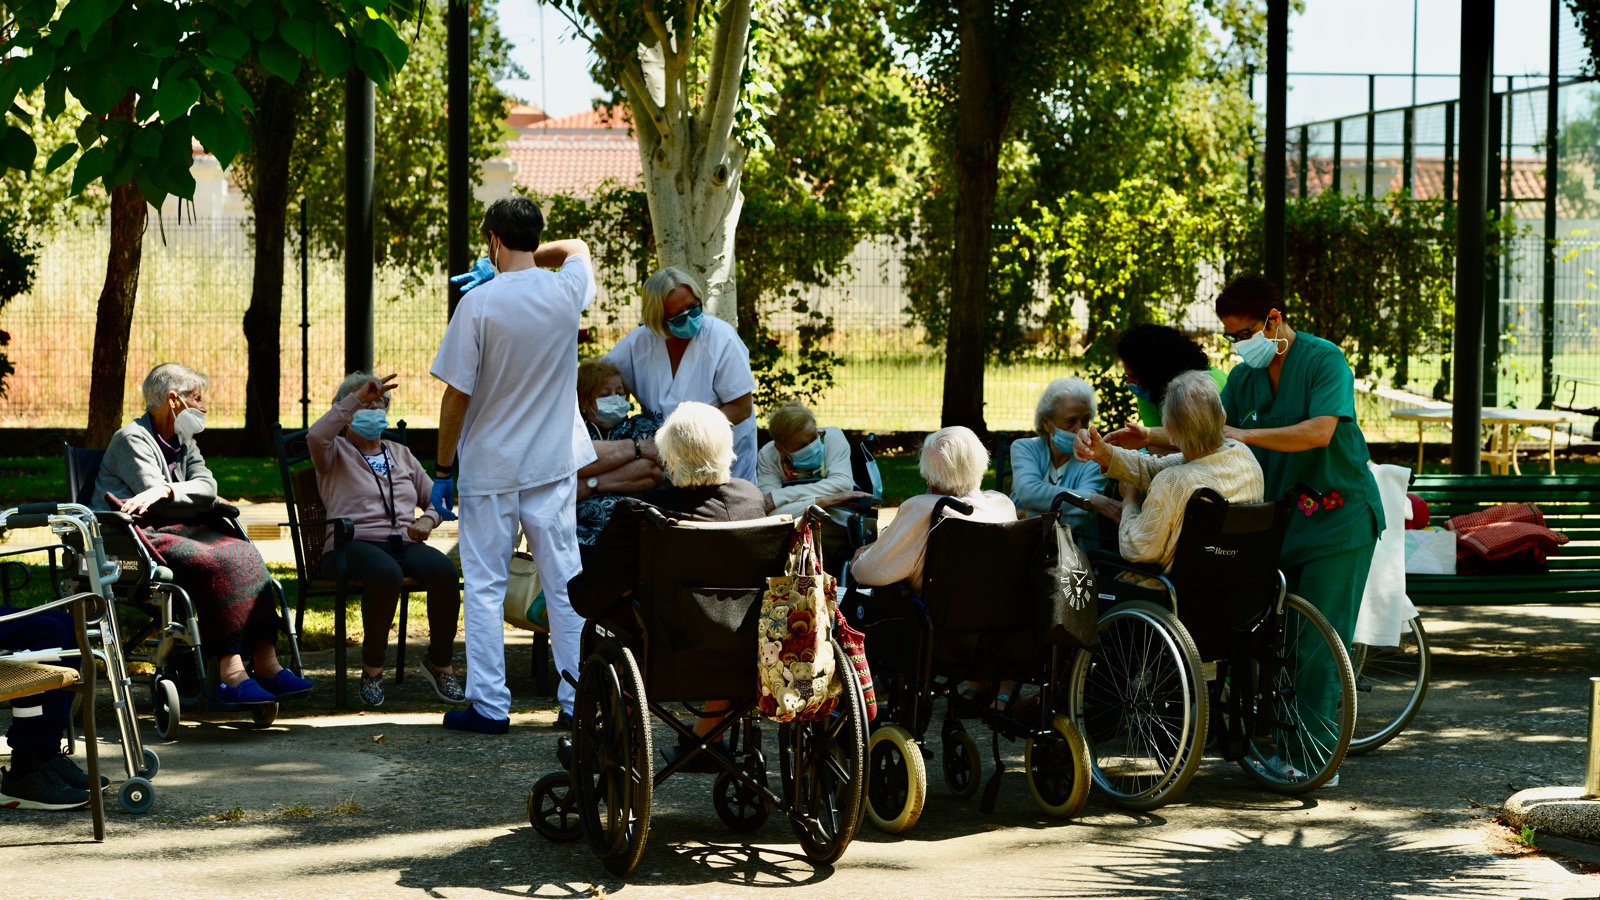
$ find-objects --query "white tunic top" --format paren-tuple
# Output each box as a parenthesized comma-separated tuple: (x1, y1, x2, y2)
(603, 315, 758, 481)
(430, 256, 598, 497)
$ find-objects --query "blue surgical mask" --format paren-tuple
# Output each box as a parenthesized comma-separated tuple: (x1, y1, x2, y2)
(350, 409, 389, 441)
(789, 437, 825, 471)
(1050, 427, 1077, 455)
(667, 305, 703, 339)
(1127, 382, 1151, 401)
(593, 395, 631, 428)
(1233, 325, 1285, 369)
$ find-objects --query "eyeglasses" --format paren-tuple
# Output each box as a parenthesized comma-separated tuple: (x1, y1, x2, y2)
(666, 304, 703, 329)
(1222, 320, 1266, 344)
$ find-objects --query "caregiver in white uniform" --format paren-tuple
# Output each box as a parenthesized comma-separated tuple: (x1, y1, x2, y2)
(603, 267, 758, 482)
(431, 197, 596, 734)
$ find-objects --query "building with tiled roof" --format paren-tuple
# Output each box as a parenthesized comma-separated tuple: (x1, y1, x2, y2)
(1296, 156, 1584, 217)
(489, 104, 642, 199)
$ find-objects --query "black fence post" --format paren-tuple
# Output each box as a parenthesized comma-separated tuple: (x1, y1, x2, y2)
(1485, 90, 1503, 408)
(1333, 119, 1344, 195)
(447, 0, 470, 323)
(300, 200, 310, 431)
(1298, 126, 1309, 199)
(1445, 102, 1456, 206)
(1542, 0, 1559, 409)
(1452, 0, 1493, 474)
(1264, 0, 1287, 290)
(344, 72, 375, 376)
(1403, 107, 1415, 196)
(1365, 74, 1376, 199)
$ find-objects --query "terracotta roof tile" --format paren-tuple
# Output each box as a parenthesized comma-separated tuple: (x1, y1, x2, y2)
(527, 105, 632, 137)
(505, 138, 643, 197)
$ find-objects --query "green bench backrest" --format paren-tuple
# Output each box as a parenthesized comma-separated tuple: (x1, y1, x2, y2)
(1410, 475, 1600, 571)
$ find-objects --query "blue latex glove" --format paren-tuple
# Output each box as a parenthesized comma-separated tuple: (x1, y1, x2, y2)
(430, 476, 458, 522)
(449, 257, 495, 294)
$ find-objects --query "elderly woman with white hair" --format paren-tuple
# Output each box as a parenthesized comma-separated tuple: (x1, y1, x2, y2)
(1010, 378, 1117, 540)
(94, 363, 313, 706)
(1075, 370, 1264, 571)
(603, 267, 758, 481)
(308, 371, 463, 707)
(851, 426, 1016, 593)
(567, 401, 763, 770)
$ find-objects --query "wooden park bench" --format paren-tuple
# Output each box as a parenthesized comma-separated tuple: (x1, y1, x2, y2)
(1406, 474, 1600, 606)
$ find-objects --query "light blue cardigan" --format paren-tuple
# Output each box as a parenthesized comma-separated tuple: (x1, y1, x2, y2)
(1008, 436, 1107, 542)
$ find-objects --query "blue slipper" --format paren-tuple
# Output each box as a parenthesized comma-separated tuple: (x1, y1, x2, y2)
(215, 678, 276, 706)
(257, 669, 314, 696)
(443, 706, 510, 735)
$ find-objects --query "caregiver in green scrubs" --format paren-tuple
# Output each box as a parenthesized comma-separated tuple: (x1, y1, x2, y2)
(1102, 274, 1380, 782)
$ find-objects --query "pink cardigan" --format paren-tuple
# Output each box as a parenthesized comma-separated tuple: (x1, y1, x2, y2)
(308, 393, 442, 544)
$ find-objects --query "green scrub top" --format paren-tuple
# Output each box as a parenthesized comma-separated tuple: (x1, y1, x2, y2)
(1219, 332, 1381, 567)
(1136, 366, 1230, 427)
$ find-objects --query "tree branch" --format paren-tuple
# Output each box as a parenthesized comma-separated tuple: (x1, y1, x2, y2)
(679, 0, 700, 69)
(641, 0, 673, 56)
(576, 0, 667, 130)
(702, 0, 733, 120)
(702, 0, 751, 173)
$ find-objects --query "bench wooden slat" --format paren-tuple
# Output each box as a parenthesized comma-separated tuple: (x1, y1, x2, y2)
(1407, 474, 1600, 607)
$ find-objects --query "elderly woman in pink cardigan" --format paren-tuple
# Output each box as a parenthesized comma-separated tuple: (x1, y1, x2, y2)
(310, 372, 463, 707)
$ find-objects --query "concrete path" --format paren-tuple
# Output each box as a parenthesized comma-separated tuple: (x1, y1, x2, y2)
(4, 603, 1599, 899)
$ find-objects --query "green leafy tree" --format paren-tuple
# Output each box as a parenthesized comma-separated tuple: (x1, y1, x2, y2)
(0, 0, 415, 443)
(231, 0, 517, 444)
(0, 214, 39, 396)
(895, 0, 1267, 431)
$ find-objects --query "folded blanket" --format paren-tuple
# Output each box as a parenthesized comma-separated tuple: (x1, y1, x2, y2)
(1447, 503, 1568, 575)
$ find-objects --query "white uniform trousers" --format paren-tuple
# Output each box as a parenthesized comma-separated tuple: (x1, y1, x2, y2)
(458, 476, 581, 718)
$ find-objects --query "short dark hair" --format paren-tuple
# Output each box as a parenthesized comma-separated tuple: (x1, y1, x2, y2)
(1215, 273, 1285, 321)
(480, 197, 545, 251)
(1115, 324, 1211, 406)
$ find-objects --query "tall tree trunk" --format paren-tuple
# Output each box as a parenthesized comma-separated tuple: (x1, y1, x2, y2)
(940, 1, 1009, 432)
(86, 93, 147, 447)
(241, 74, 302, 447)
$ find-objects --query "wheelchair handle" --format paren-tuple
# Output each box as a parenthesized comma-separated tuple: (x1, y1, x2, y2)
(932, 496, 974, 518)
(1284, 482, 1323, 503)
(1051, 490, 1093, 512)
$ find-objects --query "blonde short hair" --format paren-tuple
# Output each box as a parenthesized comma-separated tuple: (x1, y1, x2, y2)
(141, 363, 209, 411)
(656, 402, 734, 487)
(577, 358, 625, 402)
(641, 266, 705, 338)
(766, 402, 816, 446)
(919, 426, 988, 496)
(1161, 370, 1226, 455)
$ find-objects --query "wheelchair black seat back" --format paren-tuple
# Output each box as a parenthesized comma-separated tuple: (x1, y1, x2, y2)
(920, 511, 1053, 676)
(1160, 487, 1296, 661)
(629, 509, 795, 701)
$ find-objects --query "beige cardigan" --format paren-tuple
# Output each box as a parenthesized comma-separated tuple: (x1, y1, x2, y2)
(852, 490, 1016, 592)
(1101, 441, 1264, 572)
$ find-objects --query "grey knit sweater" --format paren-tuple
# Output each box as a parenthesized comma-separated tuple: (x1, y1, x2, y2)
(91, 413, 219, 519)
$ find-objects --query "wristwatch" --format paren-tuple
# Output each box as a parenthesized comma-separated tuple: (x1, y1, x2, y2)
(633, 438, 642, 460)
(586, 476, 599, 490)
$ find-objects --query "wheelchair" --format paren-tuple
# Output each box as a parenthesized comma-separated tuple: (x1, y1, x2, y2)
(1, 502, 162, 814)
(61, 440, 309, 737)
(842, 494, 1096, 833)
(526, 508, 868, 877)
(1062, 484, 1357, 810)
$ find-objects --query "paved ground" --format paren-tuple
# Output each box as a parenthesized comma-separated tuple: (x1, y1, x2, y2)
(4, 601, 1600, 899)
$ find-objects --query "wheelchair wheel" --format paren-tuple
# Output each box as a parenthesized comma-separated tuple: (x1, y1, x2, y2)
(250, 704, 279, 728)
(865, 724, 925, 834)
(1239, 593, 1355, 794)
(940, 725, 982, 800)
(528, 772, 583, 842)
(571, 639, 653, 877)
(1348, 614, 1430, 756)
(713, 769, 772, 833)
(151, 676, 181, 741)
(778, 642, 866, 865)
(1024, 714, 1091, 818)
(119, 776, 155, 815)
(1069, 600, 1207, 811)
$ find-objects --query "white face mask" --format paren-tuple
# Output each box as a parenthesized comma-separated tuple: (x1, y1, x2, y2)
(593, 395, 631, 428)
(174, 397, 206, 442)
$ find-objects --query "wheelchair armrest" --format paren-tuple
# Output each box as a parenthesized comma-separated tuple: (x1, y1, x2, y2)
(1088, 550, 1165, 579)
(94, 510, 134, 526)
(283, 517, 356, 547)
(215, 502, 242, 518)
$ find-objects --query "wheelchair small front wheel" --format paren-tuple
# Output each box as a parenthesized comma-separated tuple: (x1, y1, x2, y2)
(865, 724, 925, 834)
(940, 726, 982, 800)
(249, 703, 279, 728)
(152, 677, 181, 741)
(138, 747, 160, 780)
(1025, 714, 1091, 818)
(713, 769, 772, 833)
(528, 772, 582, 842)
(1239, 593, 1355, 794)
(119, 776, 155, 815)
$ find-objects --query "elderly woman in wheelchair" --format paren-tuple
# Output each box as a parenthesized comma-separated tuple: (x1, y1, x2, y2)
(1064, 369, 1356, 804)
(94, 363, 311, 707)
(540, 402, 868, 874)
(569, 401, 764, 763)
